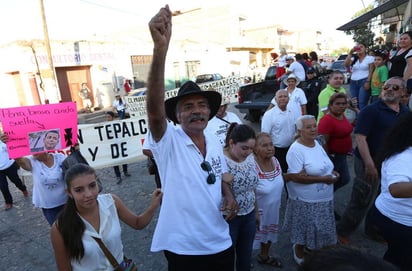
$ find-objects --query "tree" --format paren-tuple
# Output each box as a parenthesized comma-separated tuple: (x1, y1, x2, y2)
(344, 23, 375, 48)
(343, 4, 375, 48)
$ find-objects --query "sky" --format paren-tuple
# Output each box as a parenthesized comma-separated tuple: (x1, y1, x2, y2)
(0, 0, 374, 47)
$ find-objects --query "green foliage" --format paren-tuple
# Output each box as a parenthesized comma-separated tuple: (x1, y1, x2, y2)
(344, 23, 375, 48)
(343, 3, 376, 49)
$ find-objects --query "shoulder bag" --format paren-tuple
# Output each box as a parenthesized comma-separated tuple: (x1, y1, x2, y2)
(92, 237, 137, 271)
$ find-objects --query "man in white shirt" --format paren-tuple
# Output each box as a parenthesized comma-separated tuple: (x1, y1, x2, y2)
(279, 56, 306, 89)
(146, 6, 237, 271)
(261, 90, 297, 172)
(204, 96, 242, 147)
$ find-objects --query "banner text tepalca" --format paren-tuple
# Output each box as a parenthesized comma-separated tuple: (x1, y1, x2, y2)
(77, 117, 148, 169)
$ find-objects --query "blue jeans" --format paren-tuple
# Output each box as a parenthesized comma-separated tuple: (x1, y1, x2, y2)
(337, 156, 379, 236)
(42, 205, 65, 226)
(329, 154, 350, 192)
(228, 210, 256, 271)
(117, 109, 126, 119)
(349, 78, 370, 110)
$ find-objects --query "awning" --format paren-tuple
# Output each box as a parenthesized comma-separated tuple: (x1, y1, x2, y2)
(337, 0, 409, 31)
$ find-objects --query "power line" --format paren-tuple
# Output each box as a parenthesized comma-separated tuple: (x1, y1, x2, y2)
(79, 0, 143, 17)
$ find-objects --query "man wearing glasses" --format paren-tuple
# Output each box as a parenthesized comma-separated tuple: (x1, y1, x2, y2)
(145, 5, 237, 271)
(337, 76, 409, 245)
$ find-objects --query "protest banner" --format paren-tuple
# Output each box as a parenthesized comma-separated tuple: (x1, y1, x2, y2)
(0, 102, 77, 158)
(77, 117, 148, 169)
(125, 76, 240, 118)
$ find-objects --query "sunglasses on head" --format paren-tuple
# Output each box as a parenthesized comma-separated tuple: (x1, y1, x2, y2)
(201, 161, 216, 185)
(383, 84, 403, 91)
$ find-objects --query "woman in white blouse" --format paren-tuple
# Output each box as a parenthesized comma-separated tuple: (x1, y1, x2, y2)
(50, 164, 162, 271)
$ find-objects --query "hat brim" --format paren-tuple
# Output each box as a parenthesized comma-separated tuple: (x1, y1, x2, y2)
(165, 91, 222, 124)
(283, 77, 300, 86)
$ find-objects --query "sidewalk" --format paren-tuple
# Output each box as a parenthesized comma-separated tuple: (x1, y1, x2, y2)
(0, 155, 386, 271)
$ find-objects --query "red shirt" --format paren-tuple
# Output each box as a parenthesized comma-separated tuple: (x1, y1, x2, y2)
(318, 114, 353, 154)
(124, 82, 131, 93)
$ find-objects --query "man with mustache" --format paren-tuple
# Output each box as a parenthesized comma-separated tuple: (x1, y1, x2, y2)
(145, 5, 237, 271)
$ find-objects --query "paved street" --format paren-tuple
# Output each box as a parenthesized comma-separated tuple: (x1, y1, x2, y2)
(0, 103, 386, 271)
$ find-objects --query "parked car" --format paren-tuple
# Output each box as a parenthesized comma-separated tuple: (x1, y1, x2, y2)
(127, 88, 146, 96)
(328, 60, 351, 84)
(337, 54, 348, 60)
(195, 73, 224, 84)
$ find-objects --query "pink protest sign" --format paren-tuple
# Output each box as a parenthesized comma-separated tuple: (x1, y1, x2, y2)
(0, 102, 78, 158)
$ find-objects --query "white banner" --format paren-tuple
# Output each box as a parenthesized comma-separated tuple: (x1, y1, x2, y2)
(125, 76, 240, 118)
(77, 118, 148, 169)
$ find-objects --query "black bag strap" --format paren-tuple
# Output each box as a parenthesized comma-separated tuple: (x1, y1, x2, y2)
(215, 116, 231, 125)
(92, 237, 123, 271)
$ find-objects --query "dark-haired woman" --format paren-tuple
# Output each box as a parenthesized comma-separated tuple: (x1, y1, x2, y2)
(50, 164, 162, 271)
(388, 31, 412, 93)
(318, 93, 353, 193)
(16, 152, 67, 225)
(368, 112, 412, 271)
(344, 42, 375, 110)
(224, 123, 259, 271)
(112, 94, 127, 119)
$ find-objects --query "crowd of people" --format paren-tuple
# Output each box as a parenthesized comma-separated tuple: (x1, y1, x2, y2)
(1, 5, 412, 271)
(141, 5, 410, 271)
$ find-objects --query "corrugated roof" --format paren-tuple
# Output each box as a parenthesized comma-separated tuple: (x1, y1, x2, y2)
(337, 0, 409, 31)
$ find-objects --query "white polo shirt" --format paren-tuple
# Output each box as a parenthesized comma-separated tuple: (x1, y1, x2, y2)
(204, 111, 242, 147)
(261, 106, 296, 148)
(149, 122, 232, 255)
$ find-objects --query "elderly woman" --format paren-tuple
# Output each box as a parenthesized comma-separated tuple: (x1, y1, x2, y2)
(253, 132, 283, 267)
(283, 115, 338, 265)
(318, 93, 353, 193)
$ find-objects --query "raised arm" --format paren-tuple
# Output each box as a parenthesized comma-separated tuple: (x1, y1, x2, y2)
(146, 5, 172, 142)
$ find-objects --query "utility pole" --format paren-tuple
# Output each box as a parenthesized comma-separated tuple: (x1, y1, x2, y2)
(39, 0, 60, 101)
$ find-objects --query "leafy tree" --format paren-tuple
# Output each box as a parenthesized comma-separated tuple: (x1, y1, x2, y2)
(343, 4, 375, 48)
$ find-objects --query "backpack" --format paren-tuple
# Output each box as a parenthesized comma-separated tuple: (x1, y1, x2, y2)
(62, 145, 103, 192)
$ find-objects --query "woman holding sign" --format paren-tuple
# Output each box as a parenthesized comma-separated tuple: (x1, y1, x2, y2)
(16, 151, 67, 225)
